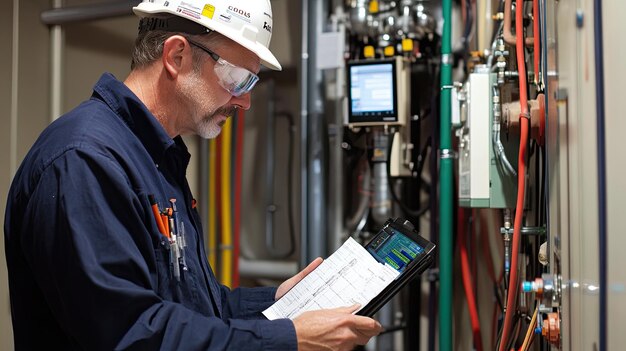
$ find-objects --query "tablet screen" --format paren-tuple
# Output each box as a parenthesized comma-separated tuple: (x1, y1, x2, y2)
(366, 228, 425, 272)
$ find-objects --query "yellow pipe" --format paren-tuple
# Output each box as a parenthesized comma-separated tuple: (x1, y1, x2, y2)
(520, 305, 539, 351)
(208, 138, 217, 270)
(220, 118, 233, 287)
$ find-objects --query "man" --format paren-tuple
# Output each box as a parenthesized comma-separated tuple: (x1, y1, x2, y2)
(4, 0, 382, 349)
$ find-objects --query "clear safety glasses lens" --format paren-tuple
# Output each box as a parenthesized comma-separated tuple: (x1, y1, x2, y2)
(187, 38, 260, 97)
(213, 59, 259, 97)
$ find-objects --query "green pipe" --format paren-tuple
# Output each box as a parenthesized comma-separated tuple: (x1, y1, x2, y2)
(439, 0, 453, 349)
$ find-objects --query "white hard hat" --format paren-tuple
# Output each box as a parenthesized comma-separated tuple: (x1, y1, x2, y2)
(133, 0, 281, 71)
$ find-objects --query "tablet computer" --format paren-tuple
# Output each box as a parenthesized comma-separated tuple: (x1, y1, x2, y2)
(357, 218, 436, 317)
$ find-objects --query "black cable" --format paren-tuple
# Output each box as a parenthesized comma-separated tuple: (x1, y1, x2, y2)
(504, 313, 522, 351)
(417, 136, 432, 178)
(494, 312, 504, 351)
(386, 133, 430, 218)
(494, 283, 504, 311)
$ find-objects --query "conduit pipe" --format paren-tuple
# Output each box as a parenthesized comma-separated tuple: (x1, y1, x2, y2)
(532, 0, 539, 84)
(299, 0, 310, 271)
(372, 160, 392, 226)
(498, 0, 531, 348)
(239, 258, 299, 280)
(10, 0, 19, 177)
(50, 0, 63, 122)
(300, 0, 327, 268)
(503, 0, 533, 47)
(345, 157, 371, 232)
(40, 0, 139, 25)
(439, 0, 453, 349)
(264, 79, 280, 257)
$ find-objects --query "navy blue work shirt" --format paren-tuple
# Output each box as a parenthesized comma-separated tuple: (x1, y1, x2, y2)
(4, 73, 297, 350)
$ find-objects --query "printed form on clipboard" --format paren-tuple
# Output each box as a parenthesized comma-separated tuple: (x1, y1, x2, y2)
(263, 218, 436, 320)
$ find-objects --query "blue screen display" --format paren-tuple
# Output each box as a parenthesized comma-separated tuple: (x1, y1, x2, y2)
(349, 63, 396, 119)
(367, 228, 424, 272)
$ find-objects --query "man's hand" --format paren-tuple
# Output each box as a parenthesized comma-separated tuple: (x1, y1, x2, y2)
(293, 305, 383, 351)
(275, 257, 323, 300)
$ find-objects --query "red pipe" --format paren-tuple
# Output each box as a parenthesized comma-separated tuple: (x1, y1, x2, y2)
(498, 0, 530, 349)
(233, 110, 245, 287)
(459, 208, 484, 351)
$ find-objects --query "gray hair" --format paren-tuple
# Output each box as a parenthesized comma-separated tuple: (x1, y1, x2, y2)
(130, 30, 227, 71)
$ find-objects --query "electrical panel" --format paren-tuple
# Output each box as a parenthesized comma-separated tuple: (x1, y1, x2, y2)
(458, 68, 517, 208)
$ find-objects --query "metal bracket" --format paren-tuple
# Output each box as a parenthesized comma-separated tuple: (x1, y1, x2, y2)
(441, 53, 453, 65)
(440, 149, 457, 159)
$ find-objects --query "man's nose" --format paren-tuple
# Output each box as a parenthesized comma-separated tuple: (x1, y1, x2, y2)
(230, 93, 251, 111)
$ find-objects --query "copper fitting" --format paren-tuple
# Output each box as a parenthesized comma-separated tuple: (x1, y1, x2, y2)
(502, 93, 546, 145)
(503, 0, 534, 47)
(542, 312, 560, 347)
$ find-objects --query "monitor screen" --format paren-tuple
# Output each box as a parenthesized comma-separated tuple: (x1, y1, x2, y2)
(348, 60, 399, 124)
(367, 228, 425, 273)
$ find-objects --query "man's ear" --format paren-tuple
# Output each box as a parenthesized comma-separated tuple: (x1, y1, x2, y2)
(162, 35, 190, 79)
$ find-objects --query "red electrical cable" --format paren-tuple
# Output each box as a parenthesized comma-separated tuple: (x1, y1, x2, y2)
(233, 110, 245, 287)
(533, 0, 539, 84)
(498, 0, 531, 349)
(459, 208, 484, 351)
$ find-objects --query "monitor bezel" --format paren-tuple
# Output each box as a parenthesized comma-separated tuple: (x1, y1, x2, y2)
(347, 58, 400, 125)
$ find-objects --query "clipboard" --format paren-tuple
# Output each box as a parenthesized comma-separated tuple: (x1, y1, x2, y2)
(357, 218, 436, 317)
(262, 217, 435, 321)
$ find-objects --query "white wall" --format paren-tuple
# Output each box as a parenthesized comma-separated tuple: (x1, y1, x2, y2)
(2, 1, 53, 349)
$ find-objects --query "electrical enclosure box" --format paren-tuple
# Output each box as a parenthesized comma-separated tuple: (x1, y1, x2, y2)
(346, 57, 410, 127)
(346, 57, 413, 176)
(458, 70, 517, 208)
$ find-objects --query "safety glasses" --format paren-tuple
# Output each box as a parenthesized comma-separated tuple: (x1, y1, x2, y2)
(186, 38, 260, 97)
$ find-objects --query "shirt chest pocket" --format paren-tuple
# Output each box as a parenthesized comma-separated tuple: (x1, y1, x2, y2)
(137, 191, 211, 314)
(153, 242, 202, 310)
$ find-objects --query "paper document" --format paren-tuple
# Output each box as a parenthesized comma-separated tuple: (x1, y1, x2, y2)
(263, 237, 400, 320)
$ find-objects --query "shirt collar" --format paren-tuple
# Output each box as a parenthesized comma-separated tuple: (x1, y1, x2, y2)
(91, 73, 182, 165)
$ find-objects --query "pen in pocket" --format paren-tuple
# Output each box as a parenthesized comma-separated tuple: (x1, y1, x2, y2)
(148, 194, 168, 238)
(149, 194, 183, 281)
